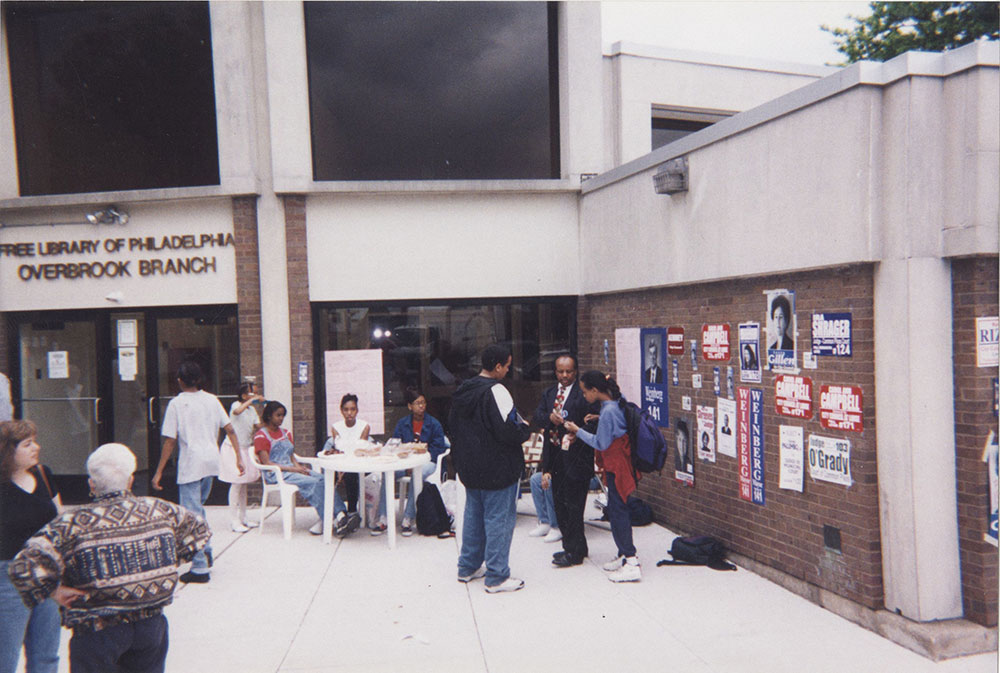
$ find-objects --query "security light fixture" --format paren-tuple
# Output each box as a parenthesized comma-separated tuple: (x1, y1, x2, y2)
(86, 206, 129, 225)
(653, 157, 688, 195)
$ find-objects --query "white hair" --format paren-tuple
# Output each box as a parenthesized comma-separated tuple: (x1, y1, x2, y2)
(87, 443, 137, 495)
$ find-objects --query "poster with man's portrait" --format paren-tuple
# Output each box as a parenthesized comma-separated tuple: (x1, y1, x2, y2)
(765, 289, 796, 372)
(640, 328, 668, 427)
(674, 416, 694, 485)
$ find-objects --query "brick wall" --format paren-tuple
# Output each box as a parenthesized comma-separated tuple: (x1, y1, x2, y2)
(284, 195, 317, 452)
(233, 196, 264, 388)
(951, 255, 999, 627)
(578, 265, 883, 609)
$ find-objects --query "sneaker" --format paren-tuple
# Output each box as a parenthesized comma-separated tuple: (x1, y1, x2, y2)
(243, 519, 260, 529)
(179, 571, 210, 584)
(602, 555, 626, 572)
(457, 565, 486, 583)
(607, 558, 641, 583)
(485, 577, 525, 593)
(309, 520, 323, 535)
(370, 522, 387, 536)
(334, 512, 360, 538)
(401, 519, 413, 537)
(528, 523, 551, 537)
(231, 521, 251, 533)
(543, 528, 562, 543)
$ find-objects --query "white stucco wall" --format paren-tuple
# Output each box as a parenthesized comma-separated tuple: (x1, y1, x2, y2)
(306, 192, 581, 301)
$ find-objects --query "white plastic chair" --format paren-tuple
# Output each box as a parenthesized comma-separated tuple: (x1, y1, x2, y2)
(248, 449, 300, 540)
(398, 447, 450, 519)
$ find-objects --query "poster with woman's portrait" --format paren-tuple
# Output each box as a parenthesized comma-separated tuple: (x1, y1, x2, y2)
(738, 322, 761, 383)
(765, 289, 796, 372)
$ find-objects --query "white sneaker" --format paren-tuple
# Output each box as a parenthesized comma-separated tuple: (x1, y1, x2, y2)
(243, 519, 260, 529)
(528, 523, 551, 537)
(607, 557, 641, 583)
(543, 528, 562, 543)
(231, 521, 250, 533)
(602, 555, 626, 572)
(485, 577, 525, 593)
(308, 520, 323, 535)
(457, 565, 486, 583)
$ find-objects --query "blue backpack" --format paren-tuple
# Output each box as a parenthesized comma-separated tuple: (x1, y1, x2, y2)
(619, 399, 667, 473)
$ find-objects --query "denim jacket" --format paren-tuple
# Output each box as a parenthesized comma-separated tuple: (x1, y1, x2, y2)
(392, 413, 448, 461)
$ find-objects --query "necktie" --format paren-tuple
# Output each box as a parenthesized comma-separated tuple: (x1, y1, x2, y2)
(549, 386, 565, 442)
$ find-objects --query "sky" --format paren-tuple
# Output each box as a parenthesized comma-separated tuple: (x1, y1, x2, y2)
(601, 1, 874, 66)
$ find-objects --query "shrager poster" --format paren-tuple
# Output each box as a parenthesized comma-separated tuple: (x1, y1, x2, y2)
(738, 322, 761, 383)
(696, 405, 716, 463)
(765, 289, 796, 372)
(640, 328, 669, 428)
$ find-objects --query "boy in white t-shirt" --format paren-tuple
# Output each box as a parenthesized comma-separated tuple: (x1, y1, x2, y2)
(152, 362, 242, 584)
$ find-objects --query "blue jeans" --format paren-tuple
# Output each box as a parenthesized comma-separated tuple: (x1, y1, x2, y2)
(605, 473, 636, 558)
(458, 482, 519, 587)
(377, 462, 436, 521)
(529, 471, 557, 527)
(0, 561, 60, 673)
(178, 477, 213, 574)
(69, 614, 167, 673)
(267, 469, 327, 520)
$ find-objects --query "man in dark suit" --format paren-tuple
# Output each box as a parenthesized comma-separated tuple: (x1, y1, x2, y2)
(531, 354, 598, 567)
(644, 340, 663, 383)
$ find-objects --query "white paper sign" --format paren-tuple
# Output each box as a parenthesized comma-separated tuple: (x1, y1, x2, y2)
(615, 328, 642, 405)
(118, 347, 137, 381)
(807, 434, 852, 486)
(976, 316, 999, 368)
(696, 405, 716, 463)
(324, 350, 386, 436)
(47, 351, 69, 379)
(682, 396, 692, 411)
(117, 319, 138, 348)
(779, 425, 804, 492)
(717, 397, 736, 458)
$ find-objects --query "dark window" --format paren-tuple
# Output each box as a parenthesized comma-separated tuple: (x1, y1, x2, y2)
(5, 1, 220, 196)
(316, 298, 576, 442)
(304, 2, 560, 181)
(651, 118, 714, 150)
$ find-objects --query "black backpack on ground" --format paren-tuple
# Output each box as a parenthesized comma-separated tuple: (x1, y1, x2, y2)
(656, 535, 737, 571)
(416, 483, 452, 536)
(619, 399, 668, 474)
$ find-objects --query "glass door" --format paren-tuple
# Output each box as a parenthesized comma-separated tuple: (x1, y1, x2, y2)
(109, 313, 151, 494)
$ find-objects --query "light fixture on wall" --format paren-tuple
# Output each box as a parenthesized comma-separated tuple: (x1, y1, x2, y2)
(653, 157, 688, 195)
(86, 206, 129, 225)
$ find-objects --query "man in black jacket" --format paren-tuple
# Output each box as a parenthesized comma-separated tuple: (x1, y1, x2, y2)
(531, 354, 598, 567)
(450, 344, 530, 593)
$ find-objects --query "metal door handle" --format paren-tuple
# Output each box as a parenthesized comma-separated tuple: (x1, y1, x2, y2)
(94, 398, 102, 425)
(148, 396, 158, 425)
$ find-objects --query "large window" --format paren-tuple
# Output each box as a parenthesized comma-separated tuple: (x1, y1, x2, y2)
(316, 298, 576, 440)
(304, 2, 560, 181)
(5, 1, 220, 196)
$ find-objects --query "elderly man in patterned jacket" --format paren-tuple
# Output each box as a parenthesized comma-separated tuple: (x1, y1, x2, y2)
(7, 443, 210, 673)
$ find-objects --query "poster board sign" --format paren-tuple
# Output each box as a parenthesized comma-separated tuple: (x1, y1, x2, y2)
(696, 405, 716, 463)
(674, 416, 694, 485)
(717, 397, 736, 458)
(812, 312, 852, 357)
(775, 375, 813, 419)
(984, 431, 998, 547)
(738, 322, 761, 383)
(819, 385, 863, 432)
(807, 434, 852, 486)
(976, 316, 999, 368)
(765, 289, 796, 372)
(615, 328, 641, 406)
(640, 328, 669, 427)
(779, 425, 804, 492)
(667, 327, 685, 355)
(701, 324, 730, 361)
(738, 387, 765, 505)
(324, 350, 385, 436)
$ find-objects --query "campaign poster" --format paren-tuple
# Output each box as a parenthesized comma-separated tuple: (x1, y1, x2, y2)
(812, 312, 852, 357)
(738, 387, 765, 505)
(717, 397, 736, 458)
(727, 366, 734, 399)
(765, 289, 796, 372)
(983, 431, 998, 547)
(674, 416, 694, 485)
(667, 327, 685, 355)
(807, 434, 852, 486)
(976, 316, 999, 368)
(819, 385, 863, 432)
(690, 339, 699, 371)
(779, 425, 804, 492)
(615, 328, 641, 405)
(713, 367, 721, 396)
(325, 349, 386, 435)
(738, 322, 762, 383)
(640, 328, 669, 427)
(671, 359, 679, 386)
(696, 405, 716, 463)
(775, 375, 813, 419)
(702, 323, 731, 361)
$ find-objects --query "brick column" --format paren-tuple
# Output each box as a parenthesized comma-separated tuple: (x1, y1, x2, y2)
(233, 196, 264, 388)
(283, 195, 317, 452)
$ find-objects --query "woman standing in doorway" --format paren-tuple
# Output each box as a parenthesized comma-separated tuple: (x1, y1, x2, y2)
(0, 420, 62, 673)
(219, 382, 262, 532)
(564, 372, 641, 583)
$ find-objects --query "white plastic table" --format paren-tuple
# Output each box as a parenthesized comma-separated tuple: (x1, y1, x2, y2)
(304, 451, 431, 548)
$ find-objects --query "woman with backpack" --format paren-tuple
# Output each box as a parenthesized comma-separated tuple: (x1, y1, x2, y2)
(564, 371, 641, 583)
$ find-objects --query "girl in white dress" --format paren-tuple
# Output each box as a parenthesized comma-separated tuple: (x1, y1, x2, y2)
(218, 382, 263, 532)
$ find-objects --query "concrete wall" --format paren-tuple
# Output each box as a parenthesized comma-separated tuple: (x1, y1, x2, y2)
(603, 42, 831, 167)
